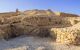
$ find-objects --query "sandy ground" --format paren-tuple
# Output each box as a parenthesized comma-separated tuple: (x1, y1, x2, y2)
(0, 36, 80, 50)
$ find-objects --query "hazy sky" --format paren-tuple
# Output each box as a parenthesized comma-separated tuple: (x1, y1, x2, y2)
(0, 0, 80, 15)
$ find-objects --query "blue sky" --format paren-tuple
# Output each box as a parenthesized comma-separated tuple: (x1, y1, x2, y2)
(0, 0, 80, 15)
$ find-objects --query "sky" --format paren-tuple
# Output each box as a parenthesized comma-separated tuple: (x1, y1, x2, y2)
(0, 0, 80, 15)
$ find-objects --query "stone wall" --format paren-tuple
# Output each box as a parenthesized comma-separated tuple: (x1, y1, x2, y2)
(0, 24, 11, 40)
(22, 16, 71, 27)
(50, 22, 80, 45)
(0, 15, 77, 40)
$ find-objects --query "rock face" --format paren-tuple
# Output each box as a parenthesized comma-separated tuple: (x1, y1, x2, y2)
(22, 16, 71, 27)
(10, 23, 50, 38)
(0, 24, 11, 40)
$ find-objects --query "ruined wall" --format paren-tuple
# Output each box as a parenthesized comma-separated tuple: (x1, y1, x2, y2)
(21, 15, 71, 27)
(50, 22, 80, 45)
(0, 24, 12, 40)
(0, 14, 73, 40)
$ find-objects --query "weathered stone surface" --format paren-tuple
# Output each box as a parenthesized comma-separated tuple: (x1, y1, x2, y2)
(50, 22, 80, 45)
(10, 23, 50, 37)
(0, 24, 11, 40)
(10, 23, 37, 36)
(21, 16, 71, 27)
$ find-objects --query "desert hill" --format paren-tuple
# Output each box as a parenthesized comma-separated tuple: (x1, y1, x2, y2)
(0, 9, 80, 50)
(23, 9, 79, 17)
(0, 9, 79, 40)
(0, 9, 79, 17)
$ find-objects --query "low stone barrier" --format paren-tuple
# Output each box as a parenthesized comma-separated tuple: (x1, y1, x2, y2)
(50, 22, 80, 45)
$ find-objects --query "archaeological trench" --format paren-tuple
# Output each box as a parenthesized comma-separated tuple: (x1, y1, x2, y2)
(0, 9, 80, 45)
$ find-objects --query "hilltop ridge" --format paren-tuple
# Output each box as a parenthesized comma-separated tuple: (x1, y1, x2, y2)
(0, 9, 79, 17)
(0, 9, 79, 45)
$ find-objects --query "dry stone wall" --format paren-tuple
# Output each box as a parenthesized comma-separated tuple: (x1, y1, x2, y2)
(0, 24, 12, 40)
(22, 15, 71, 27)
(51, 22, 80, 45)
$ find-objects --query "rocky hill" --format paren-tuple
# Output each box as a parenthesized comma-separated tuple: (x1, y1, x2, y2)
(0, 9, 80, 46)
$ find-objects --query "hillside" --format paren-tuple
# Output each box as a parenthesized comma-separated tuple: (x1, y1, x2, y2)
(0, 9, 80, 50)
